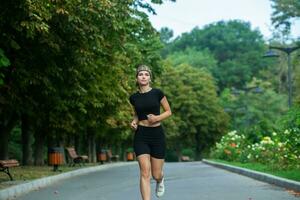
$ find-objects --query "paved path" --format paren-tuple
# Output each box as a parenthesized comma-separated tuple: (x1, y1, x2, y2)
(16, 162, 299, 200)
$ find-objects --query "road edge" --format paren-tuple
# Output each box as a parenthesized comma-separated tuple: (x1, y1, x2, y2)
(202, 159, 300, 192)
(0, 162, 137, 200)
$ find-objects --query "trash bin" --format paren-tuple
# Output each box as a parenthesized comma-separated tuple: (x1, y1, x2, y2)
(126, 148, 134, 161)
(127, 152, 134, 161)
(48, 147, 64, 171)
(98, 149, 107, 164)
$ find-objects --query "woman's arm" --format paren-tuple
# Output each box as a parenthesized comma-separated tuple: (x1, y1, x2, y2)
(131, 111, 139, 129)
(147, 96, 172, 123)
(132, 114, 138, 123)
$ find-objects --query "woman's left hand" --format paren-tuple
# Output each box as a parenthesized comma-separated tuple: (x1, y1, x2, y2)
(147, 114, 158, 124)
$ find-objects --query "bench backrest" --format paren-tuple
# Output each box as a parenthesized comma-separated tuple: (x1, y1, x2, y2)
(66, 147, 78, 159)
(0, 160, 19, 167)
(107, 149, 112, 157)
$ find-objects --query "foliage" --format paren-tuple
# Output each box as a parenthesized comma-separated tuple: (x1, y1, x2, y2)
(293, 58, 300, 104)
(211, 159, 300, 182)
(220, 78, 288, 140)
(211, 128, 300, 169)
(280, 105, 300, 129)
(270, 0, 300, 34)
(162, 20, 267, 90)
(159, 27, 174, 44)
(181, 148, 195, 158)
(0, 49, 10, 85)
(210, 130, 247, 162)
(159, 64, 229, 159)
(0, 0, 170, 161)
(165, 48, 217, 72)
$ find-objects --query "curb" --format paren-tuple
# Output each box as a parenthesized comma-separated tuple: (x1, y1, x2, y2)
(0, 162, 137, 200)
(202, 159, 300, 192)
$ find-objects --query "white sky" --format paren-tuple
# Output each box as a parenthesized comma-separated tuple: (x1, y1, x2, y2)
(148, 0, 300, 40)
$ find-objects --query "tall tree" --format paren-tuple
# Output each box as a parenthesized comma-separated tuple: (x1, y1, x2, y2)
(271, 0, 300, 34)
(160, 64, 229, 160)
(0, 0, 173, 161)
(162, 20, 267, 90)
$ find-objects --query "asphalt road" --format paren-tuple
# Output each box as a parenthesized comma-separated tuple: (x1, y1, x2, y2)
(16, 162, 299, 200)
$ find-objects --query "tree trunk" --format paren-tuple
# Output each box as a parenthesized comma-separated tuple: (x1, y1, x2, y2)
(92, 137, 96, 163)
(34, 129, 46, 166)
(87, 128, 96, 163)
(195, 132, 203, 161)
(21, 114, 33, 165)
(0, 113, 18, 159)
(0, 128, 10, 160)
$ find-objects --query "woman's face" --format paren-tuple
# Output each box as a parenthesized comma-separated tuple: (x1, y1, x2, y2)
(136, 70, 151, 86)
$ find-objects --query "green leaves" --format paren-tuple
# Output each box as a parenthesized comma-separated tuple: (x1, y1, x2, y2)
(0, 48, 10, 85)
(271, 0, 300, 33)
(159, 64, 229, 157)
(0, 49, 10, 68)
(163, 20, 266, 90)
(0, 0, 166, 142)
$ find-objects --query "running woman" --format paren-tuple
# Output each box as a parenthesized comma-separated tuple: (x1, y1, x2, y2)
(129, 65, 172, 200)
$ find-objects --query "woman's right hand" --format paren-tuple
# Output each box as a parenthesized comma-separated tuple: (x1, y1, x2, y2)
(130, 120, 138, 130)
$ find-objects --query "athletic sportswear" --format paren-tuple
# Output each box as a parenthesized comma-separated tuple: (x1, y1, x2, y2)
(134, 125, 165, 159)
(129, 88, 165, 121)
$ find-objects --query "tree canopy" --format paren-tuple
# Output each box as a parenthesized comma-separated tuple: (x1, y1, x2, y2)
(162, 20, 267, 90)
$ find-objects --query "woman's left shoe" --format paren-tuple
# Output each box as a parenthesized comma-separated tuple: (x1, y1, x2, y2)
(155, 177, 165, 198)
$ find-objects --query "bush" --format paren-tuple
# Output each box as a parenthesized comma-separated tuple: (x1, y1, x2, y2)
(210, 130, 247, 162)
(181, 148, 194, 159)
(210, 129, 300, 169)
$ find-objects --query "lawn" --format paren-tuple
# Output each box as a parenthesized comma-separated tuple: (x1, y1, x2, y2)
(0, 163, 100, 190)
(211, 159, 300, 182)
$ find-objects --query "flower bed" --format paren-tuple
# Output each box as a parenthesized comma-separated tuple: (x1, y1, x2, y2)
(210, 129, 300, 170)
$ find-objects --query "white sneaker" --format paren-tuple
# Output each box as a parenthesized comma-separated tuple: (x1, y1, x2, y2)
(155, 177, 165, 198)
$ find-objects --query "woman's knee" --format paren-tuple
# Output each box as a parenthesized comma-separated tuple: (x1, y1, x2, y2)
(152, 171, 163, 181)
(140, 168, 151, 179)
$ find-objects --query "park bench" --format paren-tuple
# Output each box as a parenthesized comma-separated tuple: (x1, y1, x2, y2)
(65, 147, 89, 167)
(181, 156, 190, 162)
(106, 149, 119, 162)
(0, 159, 19, 181)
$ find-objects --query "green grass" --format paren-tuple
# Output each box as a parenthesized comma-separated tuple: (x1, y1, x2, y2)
(0, 163, 100, 190)
(210, 159, 300, 182)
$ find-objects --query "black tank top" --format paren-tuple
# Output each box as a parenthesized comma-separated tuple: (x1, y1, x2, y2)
(129, 88, 165, 121)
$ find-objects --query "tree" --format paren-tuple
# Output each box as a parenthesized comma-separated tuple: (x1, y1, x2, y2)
(271, 0, 300, 34)
(0, 0, 171, 161)
(165, 48, 217, 72)
(160, 64, 229, 160)
(159, 27, 174, 44)
(220, 78, 288, 142)
(162, 20, 267, 90)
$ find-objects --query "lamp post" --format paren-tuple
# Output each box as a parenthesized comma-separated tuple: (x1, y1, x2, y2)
(263, 45, 300, 108)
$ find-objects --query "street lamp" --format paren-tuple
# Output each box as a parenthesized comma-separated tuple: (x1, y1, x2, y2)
(263, 45, 300, 108)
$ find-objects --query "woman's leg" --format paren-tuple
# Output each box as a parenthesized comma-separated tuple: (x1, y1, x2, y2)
(151, 157, 165, 197)
(151, 157, 164, 182)
(137, 154, 151, 200)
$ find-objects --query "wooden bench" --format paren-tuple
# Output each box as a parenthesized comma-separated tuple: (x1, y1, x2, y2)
(106, 149, 119, 162)
(181, 156, 190, 162)
(66, 147, 89, 167)
(0, 160, 19, 181)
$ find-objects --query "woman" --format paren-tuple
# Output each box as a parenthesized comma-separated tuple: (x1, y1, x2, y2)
(129, 65, 172, 200)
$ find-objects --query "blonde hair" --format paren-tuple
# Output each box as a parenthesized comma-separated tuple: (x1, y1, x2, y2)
(136, 64, 152, 78)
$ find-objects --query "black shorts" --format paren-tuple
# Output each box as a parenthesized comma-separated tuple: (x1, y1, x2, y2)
(134, 125, 166, 159)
